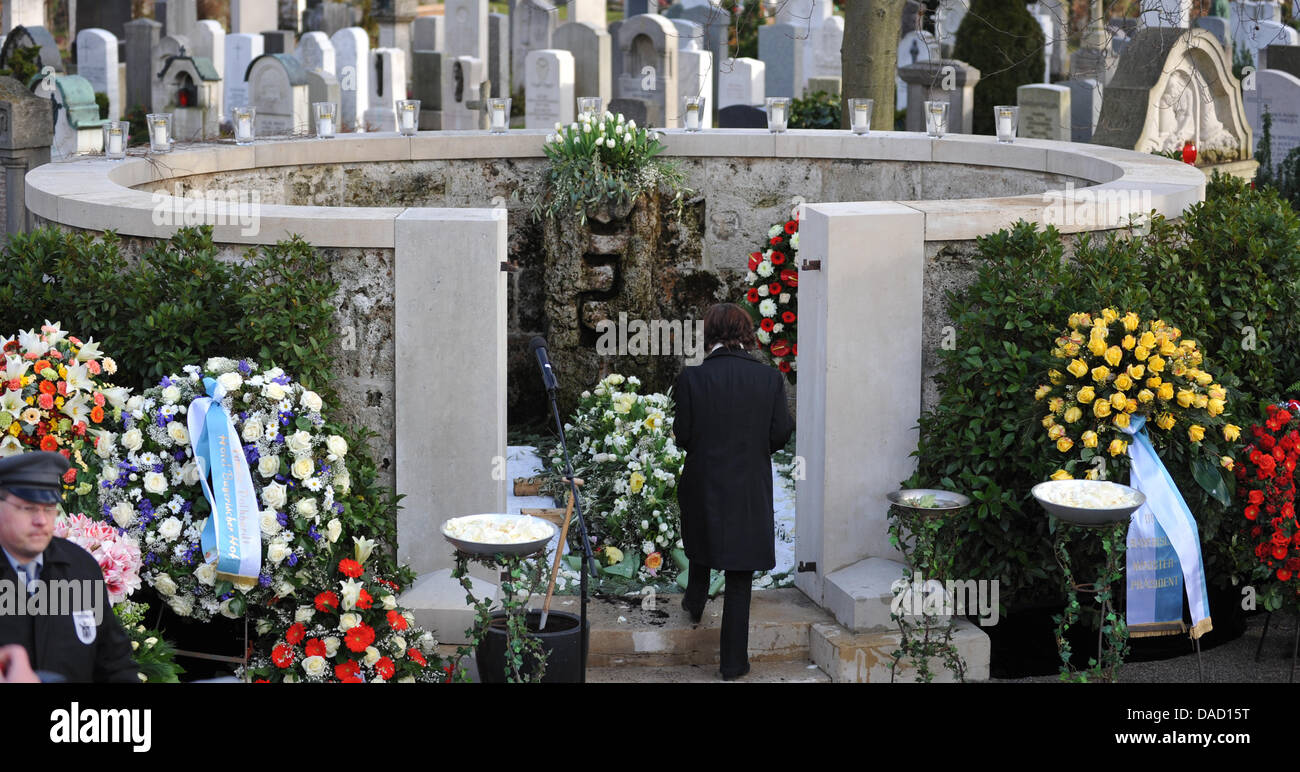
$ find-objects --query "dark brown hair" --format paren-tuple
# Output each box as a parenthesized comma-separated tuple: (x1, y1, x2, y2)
(703, 303, 758, 351)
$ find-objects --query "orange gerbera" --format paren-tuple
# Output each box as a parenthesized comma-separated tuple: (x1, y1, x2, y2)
(645, 552, 663, 573)
(90, 405, 105, 424)
(32, 360, 50, 373)
(38, 380, 55, 395)
(39, 435, 58, 451)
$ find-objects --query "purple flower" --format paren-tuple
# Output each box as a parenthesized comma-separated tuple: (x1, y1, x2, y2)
(277, 511, 290, 527)
(243, 444, 259, 463)
(287, 553, 299, 567)
(309, 524, 321, 542)
(173, 450, 186, 462)
(272, 375, 291, 385)
(155, 413, 169, 428)
(159, 376, 173, 388)
(238, 359, 253, 375)
(258, 572, 273, 588)
(152, 463, 165, 473)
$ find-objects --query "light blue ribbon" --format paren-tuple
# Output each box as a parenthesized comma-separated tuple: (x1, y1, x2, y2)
(187, 377, 261, 583)
(1121, 415, 1212, 638)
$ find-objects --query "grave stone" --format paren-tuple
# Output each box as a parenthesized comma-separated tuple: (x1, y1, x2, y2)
(154, 54, 222, 140)
(896, 30, 936, 112)
(1064, 77, 1101, 142)
(1242, 20, 1299, 66)
(512, 0, 556, 92)
(280, 0, 307, 32)
(717, 102, 765, 127)
(774, 0, 830, 27)
(445, 0, 489, 62)
(306, 68, 341, 111)
(224, 32, 265, 120)
(935, 0, 967, 56)
(671, 19, 702, 50)
(664, 1, 728, 104)
(623, 0, 658, 16)
(3, 0, 44, 33)
(1139, 0, 1191, 28)
(758, 23, 802, 99)
(331, 27, 369, 131)
(607, 19, 622, 92)
(124, 18, 162, 113)
(679, 46, 712, 126)
(76, 28, 119, 121)
(0, 75, 53, 238)
(897, 58, 980, 133)
(1093, 27, 1251, 163)
(1, 25, 62, 75)
(232, 0, 280, 35)
(412, 50, 442, 127)
(414, 16, 444, 53)
(1263, 43, 1300, 78)
(304, 2, 357, 37)
(375, 0, 417, 86)
(609, 95, 660, 126)
(42, 75, 106, 157)
(1032, 10, 1053, 83)
(246, 52, 310, 134)
(193, 21, 226, 94)
(616, 14, 678, 125)
(1195, 16, 1232, 52)
(74, 0, 131, 56)
(525, 48, 574, 128)
(488, 12, 509, 98)
(554, 21, 611, 105)
(154, 0, 197, 40)
(804, 15, 843, 94)
(565, 0, 606, 28)
(902, 0, 922, 36)
(364, 47, 407, 131)
(1016, 83, 1070, 140)
(442, 55, 488, 129)
(806, 75, 839, 96)
(296, 31, 336, 74)
(718, 56, 762, 107)
(263, 30, 297, 55)
(1032, 0, 1069, 78)
(1245, 68, 1300, 172)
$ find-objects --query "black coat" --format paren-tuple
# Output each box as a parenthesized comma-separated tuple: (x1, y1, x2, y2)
(0, 536, 139, 683)
(673, 348, 795, 571)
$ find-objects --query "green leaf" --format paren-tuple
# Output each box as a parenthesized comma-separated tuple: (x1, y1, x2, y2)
(1190, 455, 1232, 507)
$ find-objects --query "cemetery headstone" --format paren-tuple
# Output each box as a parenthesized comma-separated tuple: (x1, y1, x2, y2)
(902, 0, 922, 35)
(364, 48, 407, 131)
(566, 0, 606, 28)
(758, 23, 803, 99)
(671, 19, 703, 51)
(445, 0, 489, 63)
(1, 26, 62, 75)
(616, 14, 678, 125)
(3, 0, 44, 33)
(76, 28, 120, 122)
(1016, 83, 1070, 140)
(0, 75, 53, 238)
(412, 50, 442, 127)
(331, 27, 369, 131)
(805, 15, 844, 91)
(304, 2, 357, 38)
(232, 0, 280, 35)
(1195, 15, 1232, 52)
(664, 1, 728, 104)
(224, 33, 265, 120)
(623, 0, 658, 16)
(896, 30, 937, 112)
(525, 48, 574, 128)
(679, 45, 712, 126)
(511, 0, 556, 92)
(442, 55, 488, 129)
(306, 68, 341, 112)
(1032, 10, 1053, 83)
(609, 95, 660, 126)
(263, 30, 298, 55)
(43, 75, 106, 157)
(193, 20, 226, 91)
(717, 103, 766, 127)
(1064, 77, 1101, 142)
(154, 54, 222, 140)
(488, 12, 509, 98)
(607, 19, 622, 95)
(124, 18, 162, 113)
(154, 0, 197, 40)
(935, 0, 967, 56)
(414, 16, 444, 53)
(74, 0, 131, 57)
(774, 0, 830, 27)
(1263, 43, 1300, 78)
(897, 58, 980, 133)
(296, 31, 336, 74)
(1244, 67, 1300, 173)
(718, 56, 763, 107)
(554, 21, 611, 105)
(246, 52, 311, 134)
(374, 0, 417, 85)
(806, 76, 839, 96)
(280, 0, 307, 32)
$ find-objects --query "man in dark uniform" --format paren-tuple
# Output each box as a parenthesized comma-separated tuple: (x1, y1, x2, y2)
(674, 303, 795, 680)
(0, 451, 139, 683)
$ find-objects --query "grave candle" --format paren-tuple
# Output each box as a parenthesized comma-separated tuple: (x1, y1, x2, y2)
(685, 104, 699, 130)
(147, 114, 171, 151)
(398, 100, 420, 135)
(107, 127, 123, 156)
(320, 116, 334, 136)
(994, 105, 1017, 143)
(766, 97, 789, 133)
(238, 115, 252, 138)
(401, 105, 416, 130)
(848, 98, 873, 134)
(997, 113, 1012, 137)
(491, 104, 506, 130)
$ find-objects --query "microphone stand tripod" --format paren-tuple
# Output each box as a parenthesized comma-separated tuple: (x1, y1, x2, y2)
(547, 385, 598, 684)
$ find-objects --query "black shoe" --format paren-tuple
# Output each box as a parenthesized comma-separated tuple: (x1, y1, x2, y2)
(681, 597, 703, 625)
(720, 664, 751, 681)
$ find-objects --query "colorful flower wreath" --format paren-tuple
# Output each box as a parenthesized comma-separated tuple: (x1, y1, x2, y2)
(1234, 403, 1300, 604)
(742, 216, 799, 380)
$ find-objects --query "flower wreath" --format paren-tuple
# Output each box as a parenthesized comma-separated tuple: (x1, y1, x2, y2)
(1235, 402, 1300, 607)
(742, 216, 799, 380)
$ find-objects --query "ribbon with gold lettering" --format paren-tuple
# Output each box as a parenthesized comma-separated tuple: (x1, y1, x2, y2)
(1121, 416, 1212, 639)
(187, 377, 261, 584)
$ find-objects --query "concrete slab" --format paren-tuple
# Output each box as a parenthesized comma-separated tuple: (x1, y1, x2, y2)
(824, 556, 911, 632)
(810, 618, 991, 682)
(401, 567, 499, 646)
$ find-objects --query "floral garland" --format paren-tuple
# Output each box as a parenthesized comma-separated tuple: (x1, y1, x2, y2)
(92, 358, 351, 621)
(742, 217, 799, 380)
(0, 322, 129, 511)
(1234, 403, 1300, 609)
(1036, 310, 1237, 481)
(243, 548, 453, 683)
(548, 374, 685, 581)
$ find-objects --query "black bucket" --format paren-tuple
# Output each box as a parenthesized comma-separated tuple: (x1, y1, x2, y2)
(476, 610, 588, 683)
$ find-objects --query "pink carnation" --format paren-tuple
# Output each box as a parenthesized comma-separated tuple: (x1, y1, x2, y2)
(55, 514, 142, 605)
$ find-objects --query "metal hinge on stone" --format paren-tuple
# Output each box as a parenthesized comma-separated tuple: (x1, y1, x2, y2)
(500, 261, 518, 272)
(798, 561, 817, 573)
(801, 259, 821, 271)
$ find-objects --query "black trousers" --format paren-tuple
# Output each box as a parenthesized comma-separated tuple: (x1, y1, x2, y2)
(684, 561, 754, 677)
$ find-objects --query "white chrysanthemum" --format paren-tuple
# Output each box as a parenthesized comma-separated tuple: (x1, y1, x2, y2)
(756, 260, 774, 278)
(758, 299, 777, 318)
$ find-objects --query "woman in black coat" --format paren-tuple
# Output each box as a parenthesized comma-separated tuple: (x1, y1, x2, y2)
(673, 303, 795, 680)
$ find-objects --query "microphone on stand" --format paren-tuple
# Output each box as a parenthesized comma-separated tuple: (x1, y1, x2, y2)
(529, 336, 559, 392)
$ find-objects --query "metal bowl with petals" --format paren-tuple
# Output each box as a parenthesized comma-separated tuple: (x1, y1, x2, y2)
(1031, 480, 1145, 527)
(442, 514, 557, 557)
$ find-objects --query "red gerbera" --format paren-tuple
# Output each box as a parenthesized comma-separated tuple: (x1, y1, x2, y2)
(304, 638, 326, 657)
(285, 622, 306, 645)
(409, 648, 427, 667)
(1280, 569, 1294, 582)
(1249, 490, 1265, 505)
(375, 657, 396, 680)
(272, 644, 295, 668)
(315, 590, 340, 612)
(387, 609, 409, 631)
(334, 660, 363, 683)
(1245, 505, 1259, 521)
(784, 220, 797, 234)
(770, 251, 786, 265)
(1273, 544, 1289, 561)
(39, 435, 58, 451)
(356, 589, 374, 610)
(376, 578, 402, 593)
(746, 288, 760, 303)
(768, 282, 782, 296)
(782, 311, 796, 324)
(778, 361, 792, 373)
(345, 623, 376, 653)
(759, 318, 774, 332)
(769, 236, 781, 245)
(339, 558, 364, 578)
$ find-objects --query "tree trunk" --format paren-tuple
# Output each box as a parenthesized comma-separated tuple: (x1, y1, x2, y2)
(842, 0, 908, 131)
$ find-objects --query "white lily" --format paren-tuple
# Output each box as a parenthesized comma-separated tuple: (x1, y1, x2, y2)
(75, 337, 102, 361)
(41, 320, 68, 345)
(353, 536, 377, 565)
(0, 390, 24, 417)
(61, 392, 92, 425)
(0, 355, 29, 381)
(100, 386, 131, 409)
(63, 362, 93, 393)
(339, 576, 364, 611)
(16, 328, 49, 357)
(0, 436, 21, 457)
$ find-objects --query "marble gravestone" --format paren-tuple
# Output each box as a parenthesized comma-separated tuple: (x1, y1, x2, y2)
(616, 14, 679, 126)
(664, 0, 729, 105)
(232, 0, 280, 35)
(564, 0, 606, 28)
(364, 47, 407, 131)
(1065, 77, 1101, 142)
(805, 15, 844, 94)
(280, 0, 308, 33)
(554, 21, 611, 105)
(246, 52, 311, 135)
(3, 0, 44, 33)
(75, 0, 131, 58)
(1262, 44, 1300, 78)
(124, 19, 162, 114)
(263, 30, 298, 56)
(154, 0, 197, 40)
(1016, 83, 1070, 140)
(224, 33, 265, 120)
(511, 0, 556, 93)
(332, 27, 369, 131)
(296, 31, 337, 74)
(76, 28, 120, 122)
(678, 41, 713, 127)
(442, 55, 488, 130)
(193, 20, 226, 95)
(758, 23, 802, 100)
(935, 0, 968, 56)
(306, 69, 341, 113)
(412, 50, 443, 127)
(897, 58, 981, 134)
(1, 25, 62, 75)
(445, 0, 489, 63)
(718, 57, 763, 108)
(623, 0, 658, 17)
(413, 16, 444, 53)
(304, 2, 357, 37)
(1092, 27, 1251, 164)
(488, 13, 509, 99)
(525, 48, 574, 129)
(896, 30, 937, 112)
(374, 0, 417, 88)
(1244, 67, 1300, 173)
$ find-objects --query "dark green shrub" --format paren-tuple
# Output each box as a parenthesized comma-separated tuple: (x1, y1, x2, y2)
(94, 91, 109, 120)
(952, 0, 1045, 135)
(721, 0, 761, 59)
(0, 45, 44, 87)
(789, 90, 840, 129)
